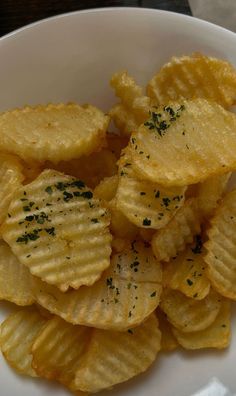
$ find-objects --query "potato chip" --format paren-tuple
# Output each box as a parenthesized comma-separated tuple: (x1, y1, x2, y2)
(147, 53, 236, 107)
(130, 99, 236, 186)
(172, 300, 231, 349)
(94, 175, 138, 239)
(204, 189, 236, 300)
(160, 288, 222, 332)
(0, 103, 109, 163)
(0, 240, 34, 305)
(139, 228, 156, 242)
(94, 175, 119, 201)
(156, 309, 178, 352)
(0, 153, 24, 224)
(105, 132, 129, 158)
(1, 169, 112, 292)
(109, 199, 139, 239)
(110, 72, 150, 135)
(116, 148, 186, 229)
(33, 241, 162, 330)
(152, 199, 201, 262)
(0, 307, 47, 377)
(32, 316, 91, 386)
(47, 148, 117, 189)
(197, 173, 231, 217)
(163, 236, 210, 300)
(71, 314, 161, 393)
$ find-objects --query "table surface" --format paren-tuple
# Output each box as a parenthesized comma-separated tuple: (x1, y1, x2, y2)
(0, 0, 191, 37)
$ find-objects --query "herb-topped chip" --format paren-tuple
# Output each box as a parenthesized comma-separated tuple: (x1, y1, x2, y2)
(32, 240, 162, 331)
(1, 169, 112, 292)
(130, 99, 236, 186)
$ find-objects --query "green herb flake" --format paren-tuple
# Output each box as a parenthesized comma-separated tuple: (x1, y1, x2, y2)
(150, 291, 156, 297)
(142, 218, 151, 226)
(187, 279, 193, 286)
(45, 186, 53, 195)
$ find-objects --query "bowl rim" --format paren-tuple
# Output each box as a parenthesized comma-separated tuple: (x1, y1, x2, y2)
(0, 6, 235, 44)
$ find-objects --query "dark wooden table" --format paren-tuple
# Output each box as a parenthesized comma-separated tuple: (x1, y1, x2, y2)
(0, 0, 191, 37)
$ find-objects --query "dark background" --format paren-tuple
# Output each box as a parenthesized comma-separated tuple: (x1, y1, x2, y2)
(0, 0, 191, 37)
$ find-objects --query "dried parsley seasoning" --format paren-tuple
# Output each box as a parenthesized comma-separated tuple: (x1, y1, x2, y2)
(45, 186, 53, 195)
(91, 218, 99, 223)
(142, 218, 151, 226)
(16, 228, 42, 244)
(150, 291, 156, 297)
(144, 104, 185, 137)
(186, 279, 193, 286)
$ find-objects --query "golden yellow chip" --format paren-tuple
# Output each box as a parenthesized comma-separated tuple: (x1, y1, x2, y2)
(130, 99, 236, 186)
(160, 288, 222, 333)
(33, 241, 162, 331)
(116, 148, 186, 229)
(147, 53, 236, 107)
(0, 103, 109, 163)
(109, 198, 139, 239)
(1, 169, 112, 292)
(152, 199, 201, 262)
(0, 307, 47, 377)
(71, 314, 161, 393)
(105, 132, 129, 158)
(163, 236, 210, 300)
(172, 300, 231, 349)
(94, 175, 119, 201)
(204, 189, 236, 300)
(95, 175, 138, 239)
(156, 309, 178, 352)
(0, 240, 34, 305)
(110, 72, 150, 135)
(32, 316, 91, 386)
(47, 148, 117, 189)
(0, 153, 24, 224)
(197, 173, 231, 217)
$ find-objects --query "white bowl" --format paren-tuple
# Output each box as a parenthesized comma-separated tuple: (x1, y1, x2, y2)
(0, 7, 236, 396)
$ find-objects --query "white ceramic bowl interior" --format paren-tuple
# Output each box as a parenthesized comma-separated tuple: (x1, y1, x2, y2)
(0, 7, 236, 396)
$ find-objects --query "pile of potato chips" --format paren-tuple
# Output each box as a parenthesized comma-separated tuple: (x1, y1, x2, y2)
(0, 52, 236, 394)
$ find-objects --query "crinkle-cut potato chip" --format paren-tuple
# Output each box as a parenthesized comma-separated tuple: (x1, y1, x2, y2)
(116, 148, 186, 229)
(0, 307, 47, 377)
(105, 133, 129, 158)
(160, 288, 222, 333)
(47, 148, 117, 189)
(0, 240, 34, 305)
(147, 53, 236, 108)
(156, 309, 178, 352)
(204, 189, 236, 300)
(32, 241, 162, 331)
(130, 99, 236, 186)
(0, 153, 24, 224)
(163, 236, 210, 300)
(32, 316, 91, 387)
(94, 175, 119, 202)
(71, 314, 161, 393)
(1, 169, 112, 292)
(197, 173, 231, 217)
(172, 300, 231, 350)
(94, 174, 138, 239)
(152, 199, 201, 262)
(109, 199, 138, 239)
(110, 72, 150, 136)
(0, 103, 109, 163)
